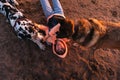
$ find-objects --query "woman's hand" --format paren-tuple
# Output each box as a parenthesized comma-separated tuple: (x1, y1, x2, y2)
(46, 34, 57, 44)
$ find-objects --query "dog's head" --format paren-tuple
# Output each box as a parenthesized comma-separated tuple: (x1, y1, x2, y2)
(15, 19, 47, 42)
(72, 18, 92, 40)
(15, 21, 46, 50)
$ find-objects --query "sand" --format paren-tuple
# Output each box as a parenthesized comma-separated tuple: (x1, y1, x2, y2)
(0, 0, 120, 80)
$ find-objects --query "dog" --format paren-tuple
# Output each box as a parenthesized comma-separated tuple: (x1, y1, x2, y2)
(0, 0, 49, 50)
(72, 18, 106, 48)
(72, 18, 120, 49)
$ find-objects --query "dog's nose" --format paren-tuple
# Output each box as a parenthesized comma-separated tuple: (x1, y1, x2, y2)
(40, 39, 44, 43)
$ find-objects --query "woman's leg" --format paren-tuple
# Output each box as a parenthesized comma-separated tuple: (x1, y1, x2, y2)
(52, 0, 64, 15)
(40, 0, 54, 18)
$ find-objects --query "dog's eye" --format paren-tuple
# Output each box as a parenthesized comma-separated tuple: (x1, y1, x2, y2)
(28, 27, 34, 33)
(38, 30, 46, 36)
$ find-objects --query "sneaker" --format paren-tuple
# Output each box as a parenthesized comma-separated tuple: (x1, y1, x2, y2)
(52, 39, 68, 58)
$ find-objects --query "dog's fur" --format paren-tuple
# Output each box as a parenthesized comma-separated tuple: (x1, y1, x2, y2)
(72, 18, 106, 48)
(0, 0, 49, 50)
(72, 18, 120, 49)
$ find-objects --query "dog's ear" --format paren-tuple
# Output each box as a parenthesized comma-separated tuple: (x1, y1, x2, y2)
(77, 19, 92, 34)
(72, 18, 92, 41)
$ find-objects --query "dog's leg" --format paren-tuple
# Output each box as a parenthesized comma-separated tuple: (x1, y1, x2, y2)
(86, 31, 100, 48)
(89, 18, 106, 34)
(79, 36, 86, 43)
(79, 29, 91, 43)
(79, 34, 88, 43)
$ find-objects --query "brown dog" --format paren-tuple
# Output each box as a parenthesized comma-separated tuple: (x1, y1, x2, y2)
(72, 18, 120, 50)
